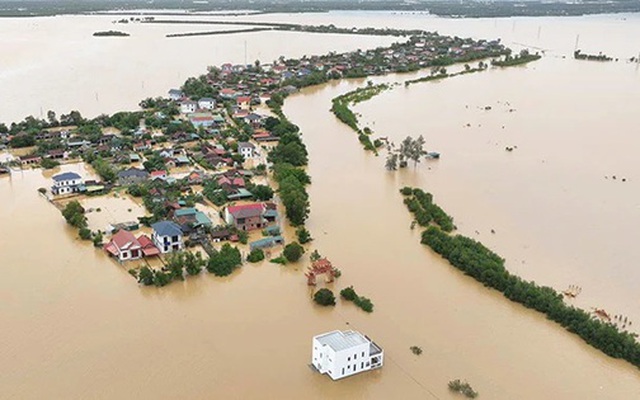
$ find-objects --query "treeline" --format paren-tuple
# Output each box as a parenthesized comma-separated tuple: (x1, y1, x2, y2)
(330, 83, 389, 153)
(399, 187, 640, 368)
(492, 49, 542, 67)
(166, 27, 272, 38)
(401, 187, 454, 232)
(265, 106, 310, 227)
(404, 62, 487, 86)
(93, 30, 129, 37)
(574, 50, 614, 62)
(131, 244, 242, 287)
(340, 286, 374, 313)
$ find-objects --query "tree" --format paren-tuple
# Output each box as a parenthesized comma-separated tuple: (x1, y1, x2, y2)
(340, 286, 357, 301)
(138, 267, 154, 286)
(385, 152, 398, 171)
(251, 184, 274, 201)
(296, 226, 312, 244)
(313, 288, 336, 306)
(310, 250, 322, 261)
(79, 227, 92, 240)
(247, 248, 265, 263)
(207, 243, 242, 277)
(283, 241, 304, 262)
(62, 201, 87, 228)
(166, 252, 185, 281)
(92, 231, 104, 247)
(184, 251, 205, 276)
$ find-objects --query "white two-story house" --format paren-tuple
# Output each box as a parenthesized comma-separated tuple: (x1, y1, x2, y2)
(51, 171, 83, 195)
(198, 97, 216, 110)
(312, 330, 384, 380)
(180, 100, 198, 114)
(238, 142, 256, 159)
(151, 221, 184, 253)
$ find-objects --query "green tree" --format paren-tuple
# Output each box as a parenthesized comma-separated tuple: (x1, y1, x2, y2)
(207, 243, 242, 277)
(313, 288, 336, 306)
(79, 227, 92, 240)
(251, 184, 274, 201)
(340, 286, 358, 301)
(296, 226, 312, 244)
(247, 248, 265, 263)
(283, 242, 304, 262)
(138, 267, 154, 286)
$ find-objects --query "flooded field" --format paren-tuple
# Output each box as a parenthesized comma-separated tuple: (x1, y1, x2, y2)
(1, 11, 640, 400)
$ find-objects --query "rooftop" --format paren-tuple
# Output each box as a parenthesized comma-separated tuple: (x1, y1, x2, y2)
(314, 330, 370, 352)
(152, 220, 183, 237)
(52, 172, 81, 182)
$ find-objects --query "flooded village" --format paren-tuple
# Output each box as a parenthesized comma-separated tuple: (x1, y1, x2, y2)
(2, 9, 640, 400)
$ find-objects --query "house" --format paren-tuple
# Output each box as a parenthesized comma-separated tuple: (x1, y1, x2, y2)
(198, 97, 216, 110)
(219, 88, 237, 99)
(238, 142, 256, 159)
(103, 229, 143, 262)
(118, 167, 149, 185)
(237, 96, 251, 110)
(150, 170, 167, 180)
(46, 149, 70, 160)
(312, 330, 384, 380)
(168, 89, 183, 100)
(151, 221, 184, 253)
(51, 171, 83, 195)
(19, 155, 41, 166)
(189, 114, 215, 128)
(210, 229, 231, 242)
(137, 234, 161, 257)
(174, 207, 212, 229)
(224, 203, 265, 231)
(187, 170, 206, 185)
(180, 100, 198, 114)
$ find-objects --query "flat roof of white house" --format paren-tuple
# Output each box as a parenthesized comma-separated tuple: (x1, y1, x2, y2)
(315, 330, 369, 352)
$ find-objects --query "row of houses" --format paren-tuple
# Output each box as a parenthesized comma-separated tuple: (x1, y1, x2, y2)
(103, 220, 184, 262)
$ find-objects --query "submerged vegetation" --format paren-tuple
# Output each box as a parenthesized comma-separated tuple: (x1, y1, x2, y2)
(340, 286, 374, 313)
(93, 30, 130, 37)
(448, 379, 478, 399)
(313, 288, 336, 306)
(574, 49, 614, 62)
(492, 49, 542, 67)
(331, 83, 390, 153)
(400, 188, 640, 368)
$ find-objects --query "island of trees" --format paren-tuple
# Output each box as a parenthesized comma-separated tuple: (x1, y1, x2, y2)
(93, 30, 130, 37)
(491, 49, 541, 67)
(574, 49, 614, 62)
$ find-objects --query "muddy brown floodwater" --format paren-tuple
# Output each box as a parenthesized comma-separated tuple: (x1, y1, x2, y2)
(1, 11, 640, 400)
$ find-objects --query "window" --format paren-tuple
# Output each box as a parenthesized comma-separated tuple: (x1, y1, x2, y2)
(342, 368, 344, 375)
(362, 352, 365, 357)
(347, 357, 351, 361)
(361, 362, 364, 369)
(354, 354, 357, 360)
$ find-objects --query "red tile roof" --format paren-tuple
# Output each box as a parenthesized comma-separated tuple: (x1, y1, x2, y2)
(108, 230, 141, 251)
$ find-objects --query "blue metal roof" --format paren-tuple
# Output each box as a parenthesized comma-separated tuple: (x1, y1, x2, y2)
(52, 172, 81, 182)
(152, 221, 183, 237)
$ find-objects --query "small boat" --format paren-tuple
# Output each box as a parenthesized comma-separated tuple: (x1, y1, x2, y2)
(426, 152, 440, 159)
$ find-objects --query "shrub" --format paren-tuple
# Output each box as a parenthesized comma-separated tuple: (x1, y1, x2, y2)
(313, 288, 336, 306)
(79, 227, 92, 240)
(354, 296, 374, 313)
(283, 241, 304, 262)
(410, 346, 423, 355)
(400, 187, 413, 196)
(340, 286, 358, 301)
(296, 226, 312, 244)
(448, 379, 478, 399)
(207, 243, 242, 277)
(270, 256, 287, 265)
(247, 248, 265, 263)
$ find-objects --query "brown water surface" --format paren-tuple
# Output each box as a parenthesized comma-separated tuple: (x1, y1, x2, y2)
(1, 11, 640, 400)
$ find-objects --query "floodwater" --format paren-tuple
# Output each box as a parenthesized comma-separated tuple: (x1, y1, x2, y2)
(1, 11, 640, 400)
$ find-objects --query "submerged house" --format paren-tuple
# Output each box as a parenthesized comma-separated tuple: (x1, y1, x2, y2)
(312, 330, 384, 381)
(224, 203, 265, 231)
(103, 229, 143, 262)
(151, 220, 184, 254)
(51, 172, 83, 195)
